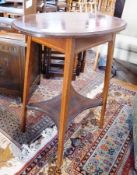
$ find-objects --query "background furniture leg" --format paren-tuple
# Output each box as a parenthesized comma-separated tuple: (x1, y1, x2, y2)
(80, 50, 86, 72)
(93, 46, 100, 71)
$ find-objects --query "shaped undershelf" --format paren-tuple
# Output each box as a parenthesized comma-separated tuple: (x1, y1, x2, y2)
(27, 86, 102, 128)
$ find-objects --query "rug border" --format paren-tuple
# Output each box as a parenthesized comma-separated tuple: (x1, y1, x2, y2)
(14, 78, 137, 175)
(15, 135, 57, 175)
(112, 78, 137, 91)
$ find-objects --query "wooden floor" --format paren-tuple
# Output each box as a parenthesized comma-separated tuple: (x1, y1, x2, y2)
(113, 59, 137, 85)
(87, 49, 137, 86)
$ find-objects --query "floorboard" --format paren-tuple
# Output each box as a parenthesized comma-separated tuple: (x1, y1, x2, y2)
(113, 59, 137, 85)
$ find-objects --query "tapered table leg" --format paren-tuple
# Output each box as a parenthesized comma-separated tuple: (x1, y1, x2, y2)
(56, 38, 75, 168)
(21, 36, 33, 132)
(100, 34, 116, 128)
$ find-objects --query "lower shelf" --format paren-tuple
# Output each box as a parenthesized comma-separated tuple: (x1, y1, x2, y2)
(27, 85, 103, 128)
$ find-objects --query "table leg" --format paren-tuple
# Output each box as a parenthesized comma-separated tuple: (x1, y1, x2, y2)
(57, 38, 75, 168)
(100, 34, 116, 128)
(21, 36, 33, 132)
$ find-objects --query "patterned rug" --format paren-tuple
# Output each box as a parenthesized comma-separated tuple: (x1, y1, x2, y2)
(0, 53, 136, 175)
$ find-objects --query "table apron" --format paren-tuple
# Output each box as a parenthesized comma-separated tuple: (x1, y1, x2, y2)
(32, 33, 113, 54)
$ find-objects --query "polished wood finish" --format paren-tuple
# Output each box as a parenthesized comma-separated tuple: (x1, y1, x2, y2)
(12, 12, 126, 37)
(12, 12, 126, 170)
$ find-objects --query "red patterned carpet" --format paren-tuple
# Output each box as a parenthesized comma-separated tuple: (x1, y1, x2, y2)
(0, 55, 136, 175)
(26, 80, 136, 175)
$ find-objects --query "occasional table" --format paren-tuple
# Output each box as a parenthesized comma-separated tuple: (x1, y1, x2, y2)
(12, 12, 126, 169)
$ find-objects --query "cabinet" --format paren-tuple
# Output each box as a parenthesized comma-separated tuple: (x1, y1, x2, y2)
(0, 0, 41, 98)
(0, 33, 40, 97)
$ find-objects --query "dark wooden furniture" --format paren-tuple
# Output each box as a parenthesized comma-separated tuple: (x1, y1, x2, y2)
(43, 47, 86, 79)
(0, 32, 40, 97)
(0, 0, 41, 98)
(12, 12, 126, 169)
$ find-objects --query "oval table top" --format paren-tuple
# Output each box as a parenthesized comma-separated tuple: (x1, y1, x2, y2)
(12, 12, 126, 38)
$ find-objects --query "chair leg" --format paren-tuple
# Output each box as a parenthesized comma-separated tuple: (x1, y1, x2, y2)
(93, 46, 100, 71)
(80, 50, 86, 72)
(43, 47, 51, 79)
(42, 48, 85, 79)
(76, 52, 82, 76)
(72, 54, 78, 80)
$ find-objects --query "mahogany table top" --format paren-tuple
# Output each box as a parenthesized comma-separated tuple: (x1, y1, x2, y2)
(12, 12, 126, 38)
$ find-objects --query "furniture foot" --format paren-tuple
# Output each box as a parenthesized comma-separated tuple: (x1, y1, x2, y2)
(48, 165, 61, 175)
